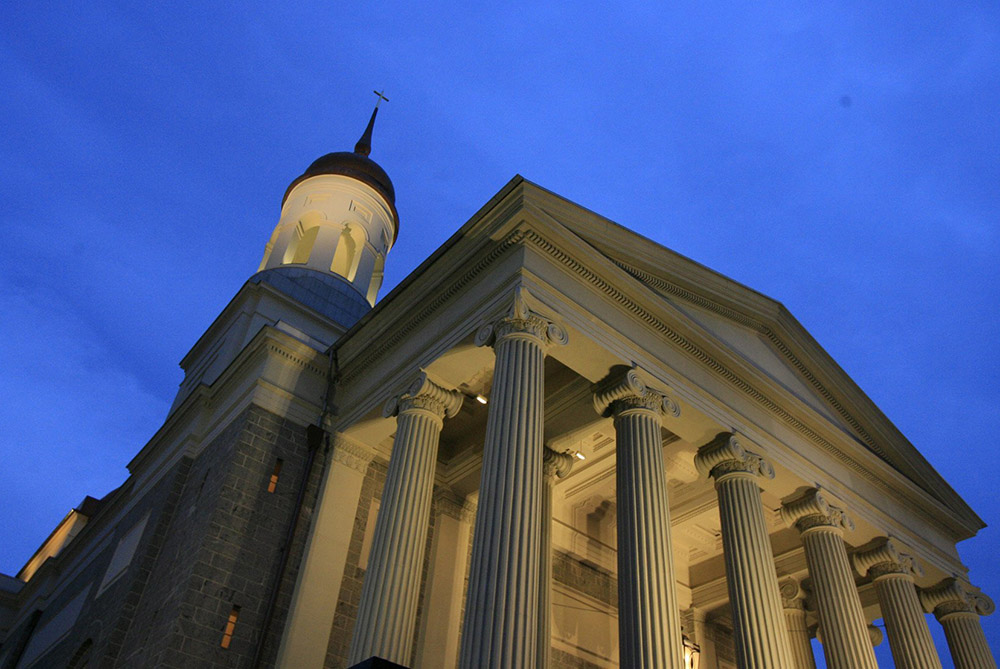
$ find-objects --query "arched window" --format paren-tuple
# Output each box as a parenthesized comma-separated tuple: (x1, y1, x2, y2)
(330, 226, 356, 278)
(332, 225, 367, 281)
(366, 254, 385, 305)
(257, 225, 283, 271)
(283, 222, 320, 265)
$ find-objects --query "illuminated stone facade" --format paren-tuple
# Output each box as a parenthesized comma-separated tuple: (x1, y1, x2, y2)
(1, 127, 995, 669)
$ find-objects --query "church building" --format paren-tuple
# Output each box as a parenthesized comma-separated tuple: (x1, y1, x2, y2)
(0, 106, 995, 669)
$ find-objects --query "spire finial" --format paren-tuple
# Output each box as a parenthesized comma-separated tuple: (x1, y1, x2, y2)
(354, 90, 389, 157)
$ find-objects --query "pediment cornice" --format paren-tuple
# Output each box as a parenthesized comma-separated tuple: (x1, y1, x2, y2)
(584, 238, 975, 530)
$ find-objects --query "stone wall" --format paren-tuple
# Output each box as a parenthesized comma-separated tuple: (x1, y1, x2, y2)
(0, 452, 188, 669)
(115, 404, 320, 668)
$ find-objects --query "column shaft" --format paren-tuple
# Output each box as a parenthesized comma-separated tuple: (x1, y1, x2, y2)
(920, 578, 997, 669)
(874, 574, 941, 669)
(538, 477, 554, 669)
(715, 473, 794, 667)
(460, 332, 546, 668)
(695, 434, 794, 668)
(784, 606, 818, 669)
(940, 612, 997, 669)
(800, 527, 878, 669)
(349, 406, 444, 665)
(615, 406, 684, 668)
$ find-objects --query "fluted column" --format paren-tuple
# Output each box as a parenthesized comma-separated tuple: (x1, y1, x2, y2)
(595, 368, 685, 668)
(694, 432, 794, 668)
(459, 286, 567, 669)
(920, 578, 997, 669)
(349, 372, 463, 665)
(538, 447, 574, 669)
(852, 537, 941, 669)
(780, 578, 818, 669)
(781, 488, 877, 669)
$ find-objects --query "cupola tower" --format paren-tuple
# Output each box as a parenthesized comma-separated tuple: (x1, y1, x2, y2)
(257, 99, 398, 308)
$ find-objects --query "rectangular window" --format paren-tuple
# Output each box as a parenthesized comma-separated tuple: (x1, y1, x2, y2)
(220, 605, 240, 649)
(267, 459, 283, 493)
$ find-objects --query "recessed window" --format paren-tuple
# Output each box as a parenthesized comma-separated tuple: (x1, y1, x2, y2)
(331, 226, 357, 278)
(267, 459, 283, 493)
(283, 222, 319, 265)
(220, 605, 240, 649)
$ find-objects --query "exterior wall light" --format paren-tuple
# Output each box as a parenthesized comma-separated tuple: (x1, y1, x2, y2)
(683, 636, 700, 669)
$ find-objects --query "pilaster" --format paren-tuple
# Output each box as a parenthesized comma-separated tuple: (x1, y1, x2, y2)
(415, 490, 476, 669)
(276, 435, 374, 669)
(539, 447, 575, 669)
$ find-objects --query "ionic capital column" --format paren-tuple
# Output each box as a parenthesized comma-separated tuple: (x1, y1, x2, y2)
(851, 538, 941, 669)
(594, 368, 684, 668)
(920, 578, 997, 669)
(349, 372, 463, 665)
(460, 286, 567, 669)
(538, 447, 575, 669)
(780, 578, 818, 669)
(781, 489, 877, 669)
(694, 432, 794, 668)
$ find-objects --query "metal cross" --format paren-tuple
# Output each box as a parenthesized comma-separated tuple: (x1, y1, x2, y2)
(373, 90, 389, 109)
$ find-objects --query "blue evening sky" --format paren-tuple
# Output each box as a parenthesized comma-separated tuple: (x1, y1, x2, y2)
(1, 3, 997, 664)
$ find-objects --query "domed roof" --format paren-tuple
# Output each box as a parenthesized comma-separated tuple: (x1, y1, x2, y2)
(281, 106, 399, 232)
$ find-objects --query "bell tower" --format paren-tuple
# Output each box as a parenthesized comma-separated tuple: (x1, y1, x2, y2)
(168, 101, 398, 413)
(258, 100, 398, 306)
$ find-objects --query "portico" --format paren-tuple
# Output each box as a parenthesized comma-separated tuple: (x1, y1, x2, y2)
(277, 179, 994, 669)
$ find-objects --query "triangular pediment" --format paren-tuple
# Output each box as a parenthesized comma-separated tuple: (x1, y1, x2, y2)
(337, 176, 981, 533)
(501, 179, 980, 528)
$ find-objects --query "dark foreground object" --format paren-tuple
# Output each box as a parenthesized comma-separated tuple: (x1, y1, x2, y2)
(348, 657, 409, 669)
